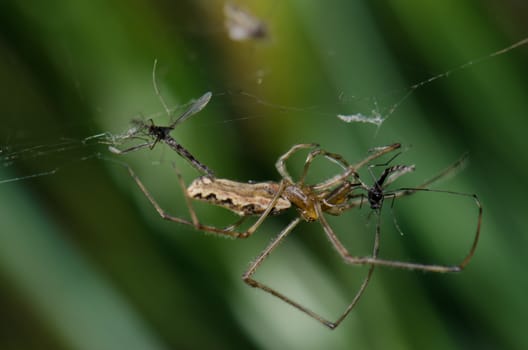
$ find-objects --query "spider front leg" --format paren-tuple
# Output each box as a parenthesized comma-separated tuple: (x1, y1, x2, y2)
(276, 144, 356, 190)
(275, 143, 319, 182)
(299, 148, 352, 187)
(312, 143, 404, 193)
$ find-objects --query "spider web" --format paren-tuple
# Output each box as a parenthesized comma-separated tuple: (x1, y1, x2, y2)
(1, 35, 526, 185)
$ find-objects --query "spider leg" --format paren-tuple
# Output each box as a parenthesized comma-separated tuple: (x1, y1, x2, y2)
(313, 143, 403, 192)
(242, 202, 381, 330)
(242, 218, 341, 327)
(275, 143, 319, 182)
(382, 188, 482, 270)
(278, 145, 358, 193)
(299, 149, 353, 187)
(223, 216, 249, 232)
(418, 152, 469, 189)
(320, 204, 381, 328)
(127, 165, 289, 239)
(321, 189, 482, 272)
(240, 180, 289, 238)
(127, 166, 250, 238)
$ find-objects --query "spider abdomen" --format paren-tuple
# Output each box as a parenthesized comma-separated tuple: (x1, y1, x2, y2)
(187, 177, 291, 216)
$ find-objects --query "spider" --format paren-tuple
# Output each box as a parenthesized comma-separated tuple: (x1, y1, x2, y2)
(123, 142, 482, 329)
(108, 59, 214, 176)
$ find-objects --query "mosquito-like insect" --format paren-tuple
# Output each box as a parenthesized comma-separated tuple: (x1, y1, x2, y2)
(108, 60, 214, 176)
(123, 142, 482, 329)
(341, 152, 482, 273)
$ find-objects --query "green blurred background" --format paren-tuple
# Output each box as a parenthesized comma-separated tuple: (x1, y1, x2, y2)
(1, 1, 527, 349)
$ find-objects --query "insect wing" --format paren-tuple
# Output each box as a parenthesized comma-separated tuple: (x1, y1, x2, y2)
(170, 91, 212, 128)
(384, 165, 415, 187)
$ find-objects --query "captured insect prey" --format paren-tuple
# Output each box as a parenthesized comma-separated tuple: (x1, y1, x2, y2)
(108, 60, 214, 176)
(108, 91, 213, 176)
(122, 142, 482, 329)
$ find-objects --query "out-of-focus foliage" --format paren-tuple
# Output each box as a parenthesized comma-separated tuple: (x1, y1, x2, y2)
(1, 1, 527, 349)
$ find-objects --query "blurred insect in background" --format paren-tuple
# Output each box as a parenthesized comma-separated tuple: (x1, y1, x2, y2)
(119, 141, 482, 329)
(224, 3, 268, 41)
